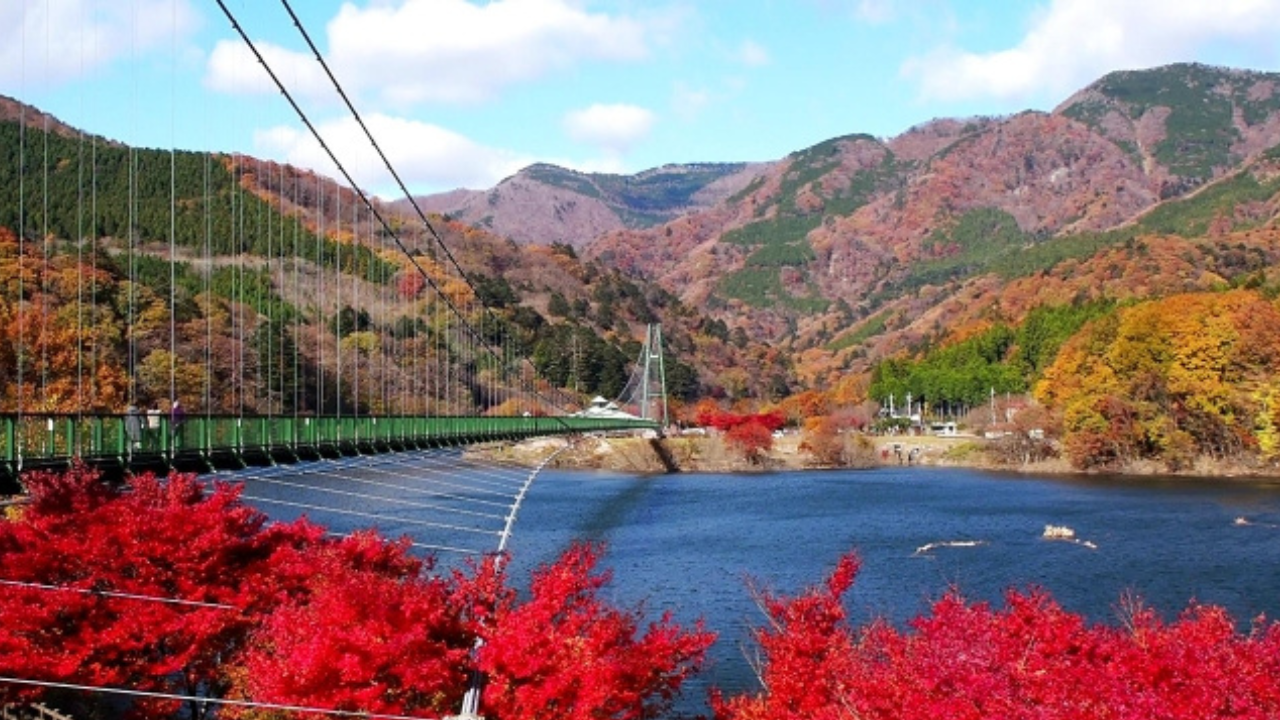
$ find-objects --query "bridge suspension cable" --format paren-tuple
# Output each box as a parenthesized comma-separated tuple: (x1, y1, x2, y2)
(212, 0, 566, 423)
(612, 323, 671, 427)
(0, 2, 672, 717)
(274, 0, 547, 412)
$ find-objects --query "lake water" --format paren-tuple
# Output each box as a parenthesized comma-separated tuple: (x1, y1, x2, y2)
(239, 462, 1280, 715)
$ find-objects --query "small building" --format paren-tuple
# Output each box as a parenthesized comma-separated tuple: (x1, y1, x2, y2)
(571, 396, 640, 421)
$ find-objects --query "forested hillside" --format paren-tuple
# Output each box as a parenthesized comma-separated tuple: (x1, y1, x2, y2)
(575, 63, 1280, 471)
(586, 65, 1280, 380)
(7, 62, 1280, 472)
(0, 109, 791, 418)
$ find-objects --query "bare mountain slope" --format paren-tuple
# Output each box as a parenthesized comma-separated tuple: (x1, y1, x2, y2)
(404, 161, 772, 249)
(581, 64, 1280, 366)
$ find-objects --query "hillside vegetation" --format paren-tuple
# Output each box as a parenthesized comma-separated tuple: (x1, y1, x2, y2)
(580, 63, 1280, 471)
(0, 113, 785, 416)
(7, 62, 1280, 472)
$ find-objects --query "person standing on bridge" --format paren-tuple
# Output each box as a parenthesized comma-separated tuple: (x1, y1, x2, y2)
(171, 399, 186, 450)
(146, 404, 162, 450)
(125, 404, 143, 451)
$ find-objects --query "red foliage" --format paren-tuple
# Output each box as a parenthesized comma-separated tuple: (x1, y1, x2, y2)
(396, 269, 426, 299)
(232, 533, 475, 718)
(711, 554, 861, 719)
(0, 466, 712, 720)
(713, 552, 1280, 720)
(692, 404, 785, 462)
(725, 420, 774, 463)
(696, 407, 786, 433)
(477, 543, 714, 720)
(0, 463, 321, 717)
(19, 465, 1280, 720)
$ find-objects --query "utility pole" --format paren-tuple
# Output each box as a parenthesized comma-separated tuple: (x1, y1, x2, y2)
(571, 332, 580, 395)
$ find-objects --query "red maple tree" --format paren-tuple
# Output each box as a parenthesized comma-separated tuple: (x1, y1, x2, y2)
(475, 543, 714, 720)
(713, 551, 1280, 720)
(0, 465, 713, 720)
(0, 463, 322, 718)
(695, 407, 785, 434)
(230, 533, 476, 718)
(694, 407, 785, 462)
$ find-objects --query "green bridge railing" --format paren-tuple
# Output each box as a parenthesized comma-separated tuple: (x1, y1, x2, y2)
(1, 412, 658, 484)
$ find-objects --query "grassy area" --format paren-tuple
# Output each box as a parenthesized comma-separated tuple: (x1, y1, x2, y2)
(1134, 170, 1280, 237)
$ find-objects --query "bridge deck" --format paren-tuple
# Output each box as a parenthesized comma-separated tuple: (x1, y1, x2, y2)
(0, 413, 656, 486)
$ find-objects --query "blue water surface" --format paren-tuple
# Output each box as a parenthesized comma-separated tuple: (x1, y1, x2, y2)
(243, 463, 1280, 715)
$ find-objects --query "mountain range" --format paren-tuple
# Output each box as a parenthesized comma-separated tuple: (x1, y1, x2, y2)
(413, 62, 1280, 389)
(4, 62, 1280, 409)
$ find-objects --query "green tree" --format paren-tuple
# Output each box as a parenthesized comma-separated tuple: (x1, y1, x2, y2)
(547, 292, 570, 318)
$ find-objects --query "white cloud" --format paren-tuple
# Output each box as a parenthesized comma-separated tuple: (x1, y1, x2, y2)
(736, 39, 770, 68)
(204, 40, 331, 97)
(854, 0, 896, 24)
(802, 0, 898, 24)
(671, 81, 711, 121)
(254, 113, 531, 195)
(562, 103, 656, 155)
(0, 0, 197, 88)
(206, 0, 651, 107)
(902, 0, 1280, 103)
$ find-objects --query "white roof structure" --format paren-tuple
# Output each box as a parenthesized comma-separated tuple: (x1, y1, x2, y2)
(571, 396, 640, 420)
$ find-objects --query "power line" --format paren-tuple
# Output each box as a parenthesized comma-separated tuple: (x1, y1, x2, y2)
(212, 0, 569, 424)
(0, 579, 238, 610)
(275, 0, 571, 420)
(0, 677, 440, 720)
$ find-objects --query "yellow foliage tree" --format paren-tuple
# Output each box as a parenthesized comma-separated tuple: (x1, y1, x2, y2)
(1036, 290, 1280, 470)
(136, 349, 209, 410)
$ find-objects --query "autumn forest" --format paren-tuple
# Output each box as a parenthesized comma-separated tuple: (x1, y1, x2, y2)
(7, 61, 1280, 719)
(10, 64, 1280, 472)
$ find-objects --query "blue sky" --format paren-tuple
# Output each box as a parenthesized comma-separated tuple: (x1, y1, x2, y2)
(4, 0, 1280, 198)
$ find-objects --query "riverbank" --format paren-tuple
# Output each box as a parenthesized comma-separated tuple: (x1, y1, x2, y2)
(477, 432, 1279, 480)
(476, 432, 1022, 474)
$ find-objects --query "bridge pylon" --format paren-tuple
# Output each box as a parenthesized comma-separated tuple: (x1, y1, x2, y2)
(637, 324, 669, 428)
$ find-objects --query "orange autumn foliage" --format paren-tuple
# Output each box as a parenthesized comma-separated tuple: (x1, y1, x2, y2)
(1035, 290, 1280, 470)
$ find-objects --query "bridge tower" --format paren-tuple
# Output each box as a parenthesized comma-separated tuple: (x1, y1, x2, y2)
(637, 324, 669, 427)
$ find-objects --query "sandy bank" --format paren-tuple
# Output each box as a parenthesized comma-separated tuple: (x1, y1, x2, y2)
(474, 432, 1279, 480)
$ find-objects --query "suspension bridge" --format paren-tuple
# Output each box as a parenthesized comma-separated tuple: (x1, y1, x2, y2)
(0, 0, 674, 490)
(0, 322, 669, 485)
(2, 3, 683, 717)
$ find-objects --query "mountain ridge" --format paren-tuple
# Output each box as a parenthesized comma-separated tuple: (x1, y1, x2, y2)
(581, 63, 1280, 348)
(395, 62, 1280, 393)
(4, 62, 1280, 409)
(402, 160, 772, 248)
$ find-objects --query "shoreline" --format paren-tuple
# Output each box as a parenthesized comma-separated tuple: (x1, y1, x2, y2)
(479, 432, 1280, 483)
